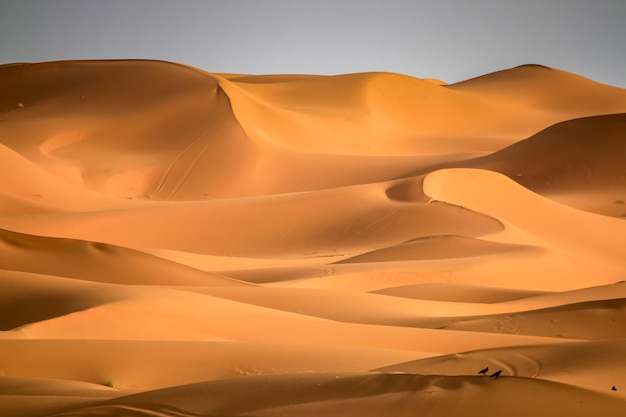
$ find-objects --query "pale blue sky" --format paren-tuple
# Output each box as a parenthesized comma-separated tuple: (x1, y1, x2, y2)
(1, 0, 625, 87)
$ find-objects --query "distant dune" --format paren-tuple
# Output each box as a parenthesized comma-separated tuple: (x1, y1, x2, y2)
(1, 60, 625, 416)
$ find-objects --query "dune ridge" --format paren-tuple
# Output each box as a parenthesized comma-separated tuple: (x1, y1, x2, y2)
(1, 59, 626, 416)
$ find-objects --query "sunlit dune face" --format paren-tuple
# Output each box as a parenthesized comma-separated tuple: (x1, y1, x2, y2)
(1, 60, 626, 416)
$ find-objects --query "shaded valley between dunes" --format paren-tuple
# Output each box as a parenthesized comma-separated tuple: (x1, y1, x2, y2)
(1, 60, 626, 416)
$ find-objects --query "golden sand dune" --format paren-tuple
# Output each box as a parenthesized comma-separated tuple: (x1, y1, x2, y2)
(466, 113, 626, 217)
(376, 339, 626, 392)
(1, 60, 625, 416)
(38, 373, 626, 417)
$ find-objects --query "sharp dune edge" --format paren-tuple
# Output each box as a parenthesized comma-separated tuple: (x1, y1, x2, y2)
(1, 60, 625, 416)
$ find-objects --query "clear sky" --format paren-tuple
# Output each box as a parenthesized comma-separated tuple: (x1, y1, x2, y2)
(1, 0, 625, 87)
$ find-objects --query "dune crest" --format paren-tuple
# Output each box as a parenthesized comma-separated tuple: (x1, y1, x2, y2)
(1, 60, 625, 416)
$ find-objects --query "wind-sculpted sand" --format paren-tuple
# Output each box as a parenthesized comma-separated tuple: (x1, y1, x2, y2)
(1, 60, 625, 416)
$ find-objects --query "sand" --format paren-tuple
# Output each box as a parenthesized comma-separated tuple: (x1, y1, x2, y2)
(1, 59, 625, 416)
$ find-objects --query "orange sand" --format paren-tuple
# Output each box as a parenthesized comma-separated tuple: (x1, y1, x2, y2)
(1, 60, 625, 416)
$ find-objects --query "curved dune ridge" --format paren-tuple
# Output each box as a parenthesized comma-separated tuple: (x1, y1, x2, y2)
(1, 60, 625, 416)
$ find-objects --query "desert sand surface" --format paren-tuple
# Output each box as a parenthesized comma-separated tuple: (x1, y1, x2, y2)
(1, 59, 625, 416)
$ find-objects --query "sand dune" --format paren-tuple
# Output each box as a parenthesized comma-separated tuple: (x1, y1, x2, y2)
(0, 228, 241, 286)
(465, 113, 626, 217)
(44, 373, 626, 417)
(1, 60, 626, 415)
(0, 375, 121, 417)
(376, 339, 626, 392)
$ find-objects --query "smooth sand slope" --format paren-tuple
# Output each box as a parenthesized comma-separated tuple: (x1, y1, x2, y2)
(1, 60, 625, 416)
